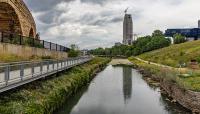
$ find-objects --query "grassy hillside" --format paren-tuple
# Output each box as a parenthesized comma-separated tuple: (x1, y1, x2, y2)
(138, 40, 200, 67)
(129, 57, 200, 91)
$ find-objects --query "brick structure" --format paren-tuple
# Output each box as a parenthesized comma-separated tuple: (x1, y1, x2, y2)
(0, 0, 36, 38)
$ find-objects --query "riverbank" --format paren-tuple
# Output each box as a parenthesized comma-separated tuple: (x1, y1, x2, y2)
(0, 57, 110, 114)
(128, 57, 200, 113)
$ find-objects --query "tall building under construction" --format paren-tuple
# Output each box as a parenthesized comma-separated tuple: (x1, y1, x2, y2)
(123, 14, 133, 45)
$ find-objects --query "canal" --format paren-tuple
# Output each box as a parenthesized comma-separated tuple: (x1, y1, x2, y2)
(54, 65, 191, 114)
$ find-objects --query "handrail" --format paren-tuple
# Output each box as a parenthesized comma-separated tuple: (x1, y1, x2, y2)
(0, 56, 93, 93)
(0, 31, 70, 52)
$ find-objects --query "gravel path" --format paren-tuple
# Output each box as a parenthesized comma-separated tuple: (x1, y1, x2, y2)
(109, 59, 133, 65)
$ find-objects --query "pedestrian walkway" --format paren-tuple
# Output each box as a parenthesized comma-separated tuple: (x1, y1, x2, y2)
(0, 57, 92, 93)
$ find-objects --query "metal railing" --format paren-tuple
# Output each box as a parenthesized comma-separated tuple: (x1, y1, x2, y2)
(0, 56, 92, 93)
(0, 31, 70, 52)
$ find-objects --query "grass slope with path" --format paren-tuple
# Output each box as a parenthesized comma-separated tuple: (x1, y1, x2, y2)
(138, 40, 200, 67)
(129, 41, 200, 92)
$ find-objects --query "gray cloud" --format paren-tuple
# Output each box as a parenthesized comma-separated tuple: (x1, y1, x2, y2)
(24, 0, 198, 49)
(24, 0, 73, 12)
(80, 0, 108, 5)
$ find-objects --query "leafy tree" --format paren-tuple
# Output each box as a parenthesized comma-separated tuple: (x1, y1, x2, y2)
(173, 33, 186, 44)
(152, 30, 164, 37)
(68, 44, 80, 57)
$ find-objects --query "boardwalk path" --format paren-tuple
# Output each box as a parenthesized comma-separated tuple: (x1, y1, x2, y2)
(0, 57, 91, 93)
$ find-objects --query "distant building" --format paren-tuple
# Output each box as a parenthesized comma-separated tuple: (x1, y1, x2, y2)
(81, 49, 89, 56)
(165, 28, 200, 41)
(198, 20, 200, 28)
(115, 42, 122, 46)
(123, 14, 133, 45)
(165, 20, 200, 41)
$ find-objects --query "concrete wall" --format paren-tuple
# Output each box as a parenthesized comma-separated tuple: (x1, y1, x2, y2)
(0, 43, 68, 59)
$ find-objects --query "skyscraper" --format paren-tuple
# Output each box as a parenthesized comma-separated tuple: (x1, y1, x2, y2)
(198, 20, 200, 28)
(123, 14, 133, 45)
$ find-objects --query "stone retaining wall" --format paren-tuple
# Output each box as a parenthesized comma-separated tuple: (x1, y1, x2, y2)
(138, 68, 200, 113)
(160, 79, 200, 113)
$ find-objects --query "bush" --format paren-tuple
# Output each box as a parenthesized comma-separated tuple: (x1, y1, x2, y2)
(173, 33, 186, 44)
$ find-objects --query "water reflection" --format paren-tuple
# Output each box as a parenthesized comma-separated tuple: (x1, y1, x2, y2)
(54, 66, 191, 114)
(122, 67, 132, 104)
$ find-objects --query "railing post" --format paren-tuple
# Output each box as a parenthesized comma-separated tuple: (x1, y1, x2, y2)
(5, 65, 10, 85)
(20, 63, 24, 81)
(53, 61, 55, 70)
(57, 60, 59, 70)
(56, 44, 57, 51)
(1, 32, 4, 42)
(43, 40, 45, 48)
(32, 62, 35, 77)
(64, 60, 66, 67)
(47, 61, 49, 72)
(20, 35, 22, 45)
(32, 38, 35, 47)
(40, 62, 43, 75)
(50, 42, 52, 50)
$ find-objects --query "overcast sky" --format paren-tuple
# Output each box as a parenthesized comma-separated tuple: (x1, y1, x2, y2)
(24, 0, 200, 49)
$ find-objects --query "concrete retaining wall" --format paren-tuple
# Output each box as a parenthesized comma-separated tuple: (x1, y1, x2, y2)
(0, 43, 68, 59)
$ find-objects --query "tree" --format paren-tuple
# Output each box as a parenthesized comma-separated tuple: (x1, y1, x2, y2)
(70, 44, 79, 50)
(90, 29, 171, 57)
(173, 33, 186, 44)
(152, 30, 164, 37)
(68, 44, 80, 57)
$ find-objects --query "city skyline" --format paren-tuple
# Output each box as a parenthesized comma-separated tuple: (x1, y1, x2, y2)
(24, 0, 200, 49)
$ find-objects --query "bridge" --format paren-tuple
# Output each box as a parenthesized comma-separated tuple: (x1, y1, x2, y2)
(0, 56, 92, 93)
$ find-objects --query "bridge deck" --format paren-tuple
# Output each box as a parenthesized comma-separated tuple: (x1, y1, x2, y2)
(0, 57, 92, 93)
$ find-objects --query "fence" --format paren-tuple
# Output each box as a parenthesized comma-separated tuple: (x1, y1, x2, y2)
(0, 31, 70, 52)
(0, 56, 92, 93)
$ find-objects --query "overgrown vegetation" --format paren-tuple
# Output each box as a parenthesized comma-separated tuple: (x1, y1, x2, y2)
(0, 57, 110, 114)
(138, 40, 200, 67)
(90, 30, 171, 57)
(68, 44, 80, 57)
(128, 57, 200, 92)
(0, 54, 53, 63)
(173, 33, 186, 44)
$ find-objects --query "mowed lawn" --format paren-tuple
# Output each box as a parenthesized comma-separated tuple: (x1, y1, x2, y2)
(138, 40, 200, 67)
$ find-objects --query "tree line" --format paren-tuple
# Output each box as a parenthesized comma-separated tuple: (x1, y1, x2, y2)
(90, 30, 173, 57)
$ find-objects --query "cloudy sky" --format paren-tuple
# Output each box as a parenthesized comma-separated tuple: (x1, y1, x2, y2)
(24, 0, 200, 49)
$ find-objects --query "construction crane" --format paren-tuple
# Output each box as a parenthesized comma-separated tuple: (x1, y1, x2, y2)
(124, 7, 129, 14)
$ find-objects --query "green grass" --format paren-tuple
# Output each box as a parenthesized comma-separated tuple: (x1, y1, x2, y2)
(138, 40, 200, 67)
(0, 57, 111, 114)
(129, 57, 200, 92)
